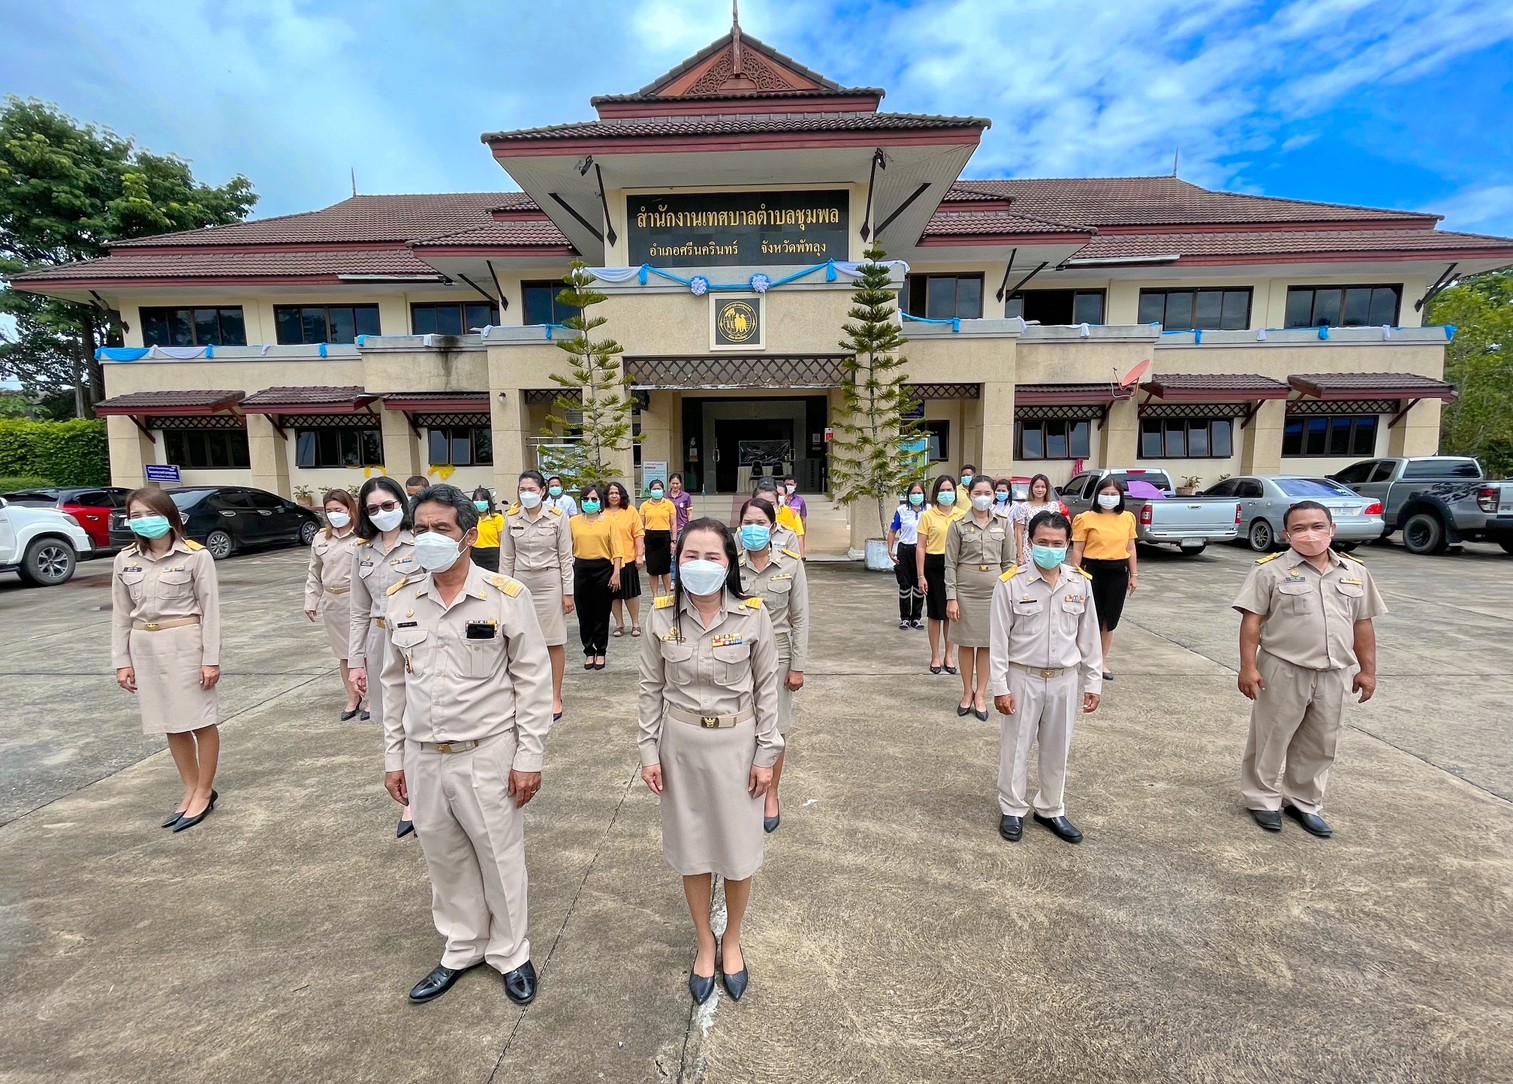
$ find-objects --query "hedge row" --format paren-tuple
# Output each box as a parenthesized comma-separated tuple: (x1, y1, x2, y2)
(0, 420, 111, 487)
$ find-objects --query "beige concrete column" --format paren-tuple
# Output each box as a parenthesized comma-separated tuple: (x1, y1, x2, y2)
(1103, 398, 1140, 464)
(979, 381, 1016, 477)
(638, 391, 673, 468)
(1388, 400, 1442, 456)
(1242, 399, 1286, 475)
(492, 389, 530, 492)
(380, 408, 424, 481)
(961, 393, 985, 472)
(106, 415, 155, 488)
(247, 414, 291, 497)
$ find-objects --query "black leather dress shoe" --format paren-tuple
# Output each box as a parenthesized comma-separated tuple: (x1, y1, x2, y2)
(689, 959, 716, 1004)
(163, 788, 216, 829)
(502, 960, 537, 1005)
(973, 707, 990, 722)
(763, 799, 780, 834)
(998, 814, 1023, 842)
(720, 944, 749, 1002)
(956, 704, 972, 717)
(1249, 808, 1283, 832)
(1033, 813, 1083, 844)
(1282, 804, 1332, 838)
(409, 963, 476, 1003)
(340, 707, 360, 721)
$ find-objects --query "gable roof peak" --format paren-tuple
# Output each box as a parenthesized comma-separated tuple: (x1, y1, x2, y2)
(627, 28, 845, 101)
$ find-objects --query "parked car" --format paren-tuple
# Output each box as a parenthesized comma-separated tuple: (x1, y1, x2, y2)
(0, 486, 130, 553)
(1330, 456, 1513, 555)
(1058, 468, 1240, 556)
(108, 485, 321, 560)
(0, 497, 94, 586)
(1199, 475, 1385, 552)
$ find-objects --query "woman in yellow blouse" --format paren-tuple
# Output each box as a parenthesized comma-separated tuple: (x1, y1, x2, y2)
(640, 479, 677, 598)
(915, 474, 966, 675)
(605, 481, 646, 637)
(1071, 477, 1140, 682)
(570, 484, 626, 670)
(470, 486, 505, 571)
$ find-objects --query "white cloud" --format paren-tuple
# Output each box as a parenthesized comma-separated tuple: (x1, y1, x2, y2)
(1432, 183, 1513, 234)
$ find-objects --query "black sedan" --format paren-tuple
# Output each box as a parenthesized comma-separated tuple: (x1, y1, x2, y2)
(109, 485, 321, 560)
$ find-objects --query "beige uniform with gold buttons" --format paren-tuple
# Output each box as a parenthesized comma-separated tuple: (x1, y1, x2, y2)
(348, 531, 417, 731)
(304, 528, 358, 660)
(380, 563, 553, 975)
(987, 563, 1102, 818)
(739, 546, 809, 736)
(111, 539, 222, 735)
(637, 592, 783, 880)
(1232, 549, 1386, 814)
(946, 512, 1015, 647)
(499, 504, 573, 646)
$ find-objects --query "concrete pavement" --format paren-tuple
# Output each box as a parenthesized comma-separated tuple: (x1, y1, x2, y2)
(0, 540, 1509, 1083)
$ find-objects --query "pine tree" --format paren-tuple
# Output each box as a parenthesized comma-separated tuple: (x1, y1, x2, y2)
(831, 245, 925, 537)
(543, 261, 638, 489)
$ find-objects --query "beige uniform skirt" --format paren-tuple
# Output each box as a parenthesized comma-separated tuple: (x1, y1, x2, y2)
(130, 624, 218, 735)
(320, 593, 353, 660)
(949, 565, 1000, 648)
(515, 567, 566, 647)
(659, 714, 765, 880)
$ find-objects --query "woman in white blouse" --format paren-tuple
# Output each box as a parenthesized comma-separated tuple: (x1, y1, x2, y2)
(1010, 474, 1060, 559)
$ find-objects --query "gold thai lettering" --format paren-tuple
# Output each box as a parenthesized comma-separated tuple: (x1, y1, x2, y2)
(635, 199, 840, 233)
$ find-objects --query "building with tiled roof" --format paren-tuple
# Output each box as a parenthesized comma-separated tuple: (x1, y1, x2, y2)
(10, 14, 1512, 551)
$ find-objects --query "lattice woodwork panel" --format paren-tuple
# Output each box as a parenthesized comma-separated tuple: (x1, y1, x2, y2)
(413, 412, 492, 428)
(278, 413, 377, 429)
(1287, 398, 1399, 416)
(1139, 401, 1251, 419)
(523, 389, 558, 405)
(905, 383, 982, 400)
(152, 415, 246, 431)
(1016, 403, 1106, 421)
(625, 355, 847, 389)
(689, 54, 735, 95)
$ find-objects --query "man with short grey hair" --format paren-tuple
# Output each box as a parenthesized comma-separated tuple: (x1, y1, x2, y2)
(381, 484, 553, 1005)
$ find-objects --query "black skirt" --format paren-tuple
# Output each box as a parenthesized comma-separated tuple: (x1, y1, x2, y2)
(613, 562, 643, 600)
(924, 552, 948, 621)
(645, 530, 672, 576)
(1082, 557, 1130, 631)
(471, 546, 500, 572)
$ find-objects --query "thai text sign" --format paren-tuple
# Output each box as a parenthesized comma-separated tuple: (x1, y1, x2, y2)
(628, 190, 849, 267)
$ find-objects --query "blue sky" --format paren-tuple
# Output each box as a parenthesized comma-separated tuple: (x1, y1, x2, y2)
(3, 0, 1512, 236)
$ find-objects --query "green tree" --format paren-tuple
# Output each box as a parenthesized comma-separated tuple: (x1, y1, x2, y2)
(830, 245, 924, 538)
(0, 97, 257, 414)
(542, 261, 637, 490)
(1428, 269, 1513, 475)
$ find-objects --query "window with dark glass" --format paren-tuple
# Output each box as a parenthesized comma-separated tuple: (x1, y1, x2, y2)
(1284, 285, 1401, 328)
(162, 429, 251, 469)
(410, 302, 500, 336)
(1281, 415, 1379, 457)
(1005, 290, 1106, 325)
(1139, 418, 1234, 458)
(427, 425, 493, 467)
(274, 305, 381, 345)
(522, 281, 582, 327)
(923, 420, 950, 462)
(1014, 419, 1092, 459)
(140, 307, 248, 347)
(295, 427, 384, 468)
(906, 274, 984, 321)
(1136, 288, 1251, 330)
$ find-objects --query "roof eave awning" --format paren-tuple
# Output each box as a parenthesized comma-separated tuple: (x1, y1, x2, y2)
(1288, 374, 1458, 402)
(240, 387, 378, 415)
(1014, 384, 1127, 406)
(94, 392, 246, 417)
(1140, 377, 1291, 402)
(382, 393, 492, 414)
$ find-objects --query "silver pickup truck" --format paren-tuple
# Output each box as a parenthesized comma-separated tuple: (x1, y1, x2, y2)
(1330, 456, 1513, 555)
(1058, 468, 1240, 556)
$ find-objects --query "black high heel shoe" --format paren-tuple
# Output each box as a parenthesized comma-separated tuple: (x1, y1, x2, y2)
(163, 788, 216, 829)
(720, 939, 749, 1001)
(171, 789, 217, 834)
(396, 817, 415, 839)
(689, 956, 716, 1004)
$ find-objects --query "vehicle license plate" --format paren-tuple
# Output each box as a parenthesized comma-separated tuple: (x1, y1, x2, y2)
(1181, 536, 1203, 547)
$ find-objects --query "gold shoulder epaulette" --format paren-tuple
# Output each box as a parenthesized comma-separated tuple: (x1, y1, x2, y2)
(184, 540, 204, 551)
(489, 574, 524, 597)
(548, 506, 562, 516)
(780, 547, 801, 560)
(1078, 567, 1093, 579)
(744, 596, 764, 608)
(507, 503, 522, 515)
(1256, 553, 1281, 564)
(122, 542, 138, 555)
(1000, 565, 1020, 581)
(655, 595, 675, 609)
(1339, 550, 1364, 563)
(387, 577, 412, 596)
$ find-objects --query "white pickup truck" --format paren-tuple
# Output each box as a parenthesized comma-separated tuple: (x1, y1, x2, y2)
(0, 497, 94, 586)
(1057, 468, 1241, 556)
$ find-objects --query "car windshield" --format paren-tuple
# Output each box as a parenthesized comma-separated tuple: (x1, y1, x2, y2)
(1277, 478, 1351, 498)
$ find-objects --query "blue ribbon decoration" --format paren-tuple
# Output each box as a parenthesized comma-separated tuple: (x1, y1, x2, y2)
(544, 323, 573, 340)
(899, 312, 961, 333)
(96, 347, 150, 361)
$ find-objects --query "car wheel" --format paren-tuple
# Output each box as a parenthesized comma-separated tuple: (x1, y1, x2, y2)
(1498, 539, 1513, 556)
(299, 520, 319, 546)
(1178, 543, 1207, 557)
(1401, 512, 1447, 555)
(206, 529, 234, 560)
(1246, 518, 1274, 552)
(17, 537, 77, 586)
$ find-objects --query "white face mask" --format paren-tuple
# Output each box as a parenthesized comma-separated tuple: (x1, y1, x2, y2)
(785, 484, 796, 494)
(971, 494, 994, 512)
(369, 507, 404, 532)
(1097, 493, 1121, 509)
(678, 559, 727, 596)
(414, 531, 467, 572)
(519, 491, 543, 510)
(326, 510, 351, 529)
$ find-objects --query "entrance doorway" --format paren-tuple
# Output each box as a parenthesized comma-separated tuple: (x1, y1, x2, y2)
(714, 418, 793, 493)
(681, 396, 829, 494)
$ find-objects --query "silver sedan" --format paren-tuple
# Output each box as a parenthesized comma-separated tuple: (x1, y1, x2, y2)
(1198, 475, 1385, 552)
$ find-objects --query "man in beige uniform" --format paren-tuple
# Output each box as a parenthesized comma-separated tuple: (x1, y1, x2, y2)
(380, 485, 553, 1005)
(988, 511, 1102, 844)
(1234, 500, 1385, 838)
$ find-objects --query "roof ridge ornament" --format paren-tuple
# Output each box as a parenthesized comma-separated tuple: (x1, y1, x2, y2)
(732, 0, 743, 75)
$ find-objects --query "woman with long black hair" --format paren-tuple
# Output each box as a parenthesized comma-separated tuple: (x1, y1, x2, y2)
(304, 488, 362, 719)
(916, 474, 965, 675)
(605, 481, 646, 637)
(569, 483, 625, 670)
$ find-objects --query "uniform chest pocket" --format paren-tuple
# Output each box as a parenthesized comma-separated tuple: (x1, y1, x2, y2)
(1335, 582, 1364, 598)
(1277, 581, 1316, 611)
(1012, 599, 1044, 616)
(660, 643, 696, 686)
(120, 570, 147, 601)
(712, 643, 751, 685)
(358, 560, 378, 581)
(453, 635, 500, 679)
(767, 576, 793, 595)
(390, 627, 431, 671)
(1060, 597, 1086, 615)
(158, 569, 194, 597)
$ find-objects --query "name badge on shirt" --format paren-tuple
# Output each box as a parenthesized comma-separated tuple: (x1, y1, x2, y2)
(466, 621, 498, 640)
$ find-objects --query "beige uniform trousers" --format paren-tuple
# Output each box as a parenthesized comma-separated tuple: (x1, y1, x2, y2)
(1241, 651, 1351, 814)
(407, 730, 530, 974)
(774, 640, 794, 737)
(997, 669, 1079, 818)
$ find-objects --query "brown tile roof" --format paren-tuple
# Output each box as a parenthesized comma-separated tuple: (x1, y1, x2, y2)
(922, 210, 1091, 237)
(1015, 382, 1129, 404)
(1075, 228, 1513, 261)
(14, 248, 443, 283)
(382, 392, 491, 412)
(1143, 374, 1291, 399)
(240, 386, 374, 412)
(489, 193, 543, 213)
(411, 220, 574, 248)
(94, 390, 245, 416)
(483, 110, 988, 143)
(1289, 373, 1458, 400)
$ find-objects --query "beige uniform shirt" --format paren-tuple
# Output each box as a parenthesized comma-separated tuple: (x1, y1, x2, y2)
(111, 539, 222, 669)
(378, 564, 553, 774)
(303, 529, 357, 610)
(738, 547, 810, 671)
(499, 504, 573, 594)
(987, 563, 1103, 697)
(1232, 549, 1386, 671)
(944, 513, 1015, 599)
(771, 524, 799, 552)
(348, 531, 417, 667)
(636, 593, 784, 769)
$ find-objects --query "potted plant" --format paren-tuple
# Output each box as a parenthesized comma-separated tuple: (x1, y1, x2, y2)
(1177, 474, 1202, 496)
(293, 484, 316, 508)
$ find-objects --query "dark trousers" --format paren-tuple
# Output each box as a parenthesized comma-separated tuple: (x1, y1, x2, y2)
(574, 557, 614, 655)
(894, 542, 923, 621)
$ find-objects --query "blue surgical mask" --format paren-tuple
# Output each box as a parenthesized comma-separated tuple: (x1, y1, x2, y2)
(996, 491, 1010, 503)
(128, 515, 172, 539)
(938, 491, 956, 506)
(473, 500, 489, 512)
(650, 489, 664, 500)
(908, 492, 924, 507)
(581, 499, 601, 514)
(548, 485, 563, 498)
(1032, 544, 1068, 570)
(739, 524, 771, 551)
(961, 475, 974, 488)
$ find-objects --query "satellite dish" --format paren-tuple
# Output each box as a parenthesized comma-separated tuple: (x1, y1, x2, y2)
(1119, 359, 1152, 387)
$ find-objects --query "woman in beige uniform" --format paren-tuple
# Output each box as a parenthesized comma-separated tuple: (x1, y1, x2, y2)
(736, 497, 808, 834)
(112, 487, 223, 832)
(638, 518, 782, 1006)
(348, 475, 419, 838)
(946, 476, 1015, 720)
(304, 488, 362, 719)
(500, 469, 574, 720)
